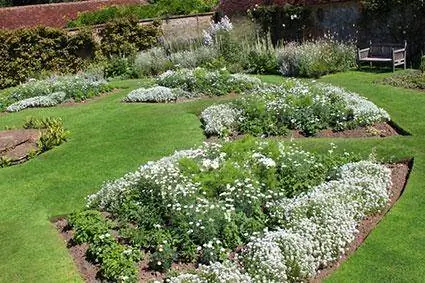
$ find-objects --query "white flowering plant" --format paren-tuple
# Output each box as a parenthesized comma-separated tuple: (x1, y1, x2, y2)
(201, 79, 390, 136)
(156, 68, 262, 97)
(77, 136, 386, 282)
(202, 15, 233, 46)
(277, 38, 356, 78)
(123, 86, 196, 103)
(6, 91, 66, 112)
(1, 72, 109, 111)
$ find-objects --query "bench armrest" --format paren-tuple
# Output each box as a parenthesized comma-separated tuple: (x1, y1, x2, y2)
(393, 48, 406, 61)
(393, 48, 406, 54)
(358, 48, 370, 59)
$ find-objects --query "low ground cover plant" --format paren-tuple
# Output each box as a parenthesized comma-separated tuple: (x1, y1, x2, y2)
(123, 86, 194, 103)
(1, 73, 110, 112)
(68, 137, 393, 282)
(379, 69, 425, 90)
(201, 79, 390, 137)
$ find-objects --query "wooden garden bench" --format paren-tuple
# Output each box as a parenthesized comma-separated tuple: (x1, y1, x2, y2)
(358, 41, 407, 71)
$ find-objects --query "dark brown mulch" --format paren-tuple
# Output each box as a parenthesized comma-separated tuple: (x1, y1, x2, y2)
(55, 218, 100, 282)
(291, 122, 399, 139)
(206, 122, 401, 144)
(0, 129, 41, 163)
(54, 160, 411, 283)
(311, 160, 412, 282)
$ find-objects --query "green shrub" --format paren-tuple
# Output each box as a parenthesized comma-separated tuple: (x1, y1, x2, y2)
(0, 27, 97, 89)
(148, 244, 175, 272)
(104, 56, 139, 79)
(68, 210, 111, 244)
(99, 17, 162, 57)
(98, 242, 141, 283)
(134, 47, 172, 77)
(37, 118, 69, 152)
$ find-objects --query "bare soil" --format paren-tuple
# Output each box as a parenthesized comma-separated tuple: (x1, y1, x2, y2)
(54, 160, 412, 283)
(292, 122, 400, 138)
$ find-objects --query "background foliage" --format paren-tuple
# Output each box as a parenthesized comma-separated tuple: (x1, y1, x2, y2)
(0, 20, 161, 89)
(359, 0, 425, 67)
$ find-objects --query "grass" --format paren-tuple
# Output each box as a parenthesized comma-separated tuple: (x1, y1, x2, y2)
(0, 71, 424, 282)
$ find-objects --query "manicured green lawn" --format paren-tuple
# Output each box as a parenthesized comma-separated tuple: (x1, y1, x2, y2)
(0, 71, 424, 282)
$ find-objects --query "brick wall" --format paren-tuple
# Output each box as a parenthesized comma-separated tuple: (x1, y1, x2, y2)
(0, 0, 146, 29)
(219, 0, 357, 15)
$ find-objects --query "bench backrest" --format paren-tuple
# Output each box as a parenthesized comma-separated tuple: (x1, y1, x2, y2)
(368, 41, 407, 58)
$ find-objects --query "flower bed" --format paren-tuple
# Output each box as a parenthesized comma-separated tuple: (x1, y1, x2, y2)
(64, 137, 395, 282)
(201, 79, 390, 137)
(123, 68, 262, 103)
(156, 68, 262, 96)
(1, 73, 110, 112)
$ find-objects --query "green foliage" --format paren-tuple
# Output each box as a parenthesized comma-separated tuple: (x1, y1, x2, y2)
(380, 70, 425, 90)
(23, 116, 59, 129)
(0, 27, 97, 89)
(97, 242, 141, 283)
(69, 210, 141, 282)
(234, 96, 289, 137)
(148, 244, 175, 272)
(0, 156, 12, 168)
(99, 17, 162, 57)
(214, 31, 245, 71)
(245, 47, 278, 74)
(104, 56, 139, 79)
(67, 0, 219, 27)
(37, 118, 69, 152)
(68, 210, 111, 244)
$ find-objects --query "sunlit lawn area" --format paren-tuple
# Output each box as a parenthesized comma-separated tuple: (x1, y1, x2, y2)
(0, 71, 424, 282)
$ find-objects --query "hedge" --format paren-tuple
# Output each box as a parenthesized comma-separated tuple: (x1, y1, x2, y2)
(0, 18, 161, 89)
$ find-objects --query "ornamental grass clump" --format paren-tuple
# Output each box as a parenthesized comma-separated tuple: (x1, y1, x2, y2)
(201, 79, 390, 137)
